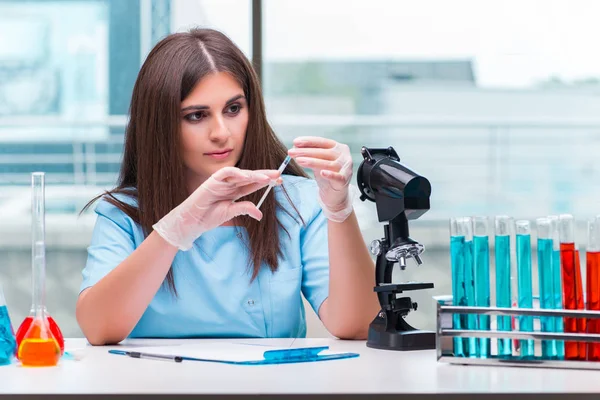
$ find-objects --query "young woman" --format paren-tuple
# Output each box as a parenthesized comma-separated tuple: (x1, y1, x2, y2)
(76, 28, 380, 345)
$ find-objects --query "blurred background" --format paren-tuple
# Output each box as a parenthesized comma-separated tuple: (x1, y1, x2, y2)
(1, 0, 600, 338)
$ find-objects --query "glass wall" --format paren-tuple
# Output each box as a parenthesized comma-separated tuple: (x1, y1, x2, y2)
(1, 0, 599, 338)
(262, 0, 600, 331)
(0, 0, 251, 337)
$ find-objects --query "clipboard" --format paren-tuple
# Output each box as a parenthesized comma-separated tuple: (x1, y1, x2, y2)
(108, 342, 359, 365)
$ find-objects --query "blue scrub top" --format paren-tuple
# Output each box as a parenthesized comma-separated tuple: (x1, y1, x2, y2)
(80, 175, 330, 339)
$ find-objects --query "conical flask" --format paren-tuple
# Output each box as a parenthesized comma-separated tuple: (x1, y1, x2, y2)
(16, 172, 62, 367)
(0, 283, 16, 365)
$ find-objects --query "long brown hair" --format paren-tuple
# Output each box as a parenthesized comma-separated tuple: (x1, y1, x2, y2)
(85, 28, 308, 294)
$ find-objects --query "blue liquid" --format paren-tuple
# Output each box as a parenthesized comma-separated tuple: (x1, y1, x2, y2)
(474, 235, 490, 358)
(538, 238, 557, 359)
(450, 235, 467, 357)
(463, 239, 478, 357)
(552, 249, 565, 359)
(0, 305, 16, 365)
(495, 235, 512, 357)
(516, 233, 534, 358)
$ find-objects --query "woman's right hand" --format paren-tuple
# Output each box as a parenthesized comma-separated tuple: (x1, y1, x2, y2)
(152, 167, 281, 250)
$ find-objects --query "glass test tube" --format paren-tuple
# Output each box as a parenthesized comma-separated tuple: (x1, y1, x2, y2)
(548, 215, 564, 359)
(450, 217, 477, 357)
(495, 216, 513, 357)
(473, 216, 490, 358)
(559, 214, 585, 360)
(450, 217, 466, 357)
(587, 215, 600, 361)
(516, 220, 534, 358)
(537, 217, 557, 359)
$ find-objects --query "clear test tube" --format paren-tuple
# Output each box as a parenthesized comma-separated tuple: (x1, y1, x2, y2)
(495, 215, 513, 357)
(586, 215, 600, 361)
(473, 216, 490, 358)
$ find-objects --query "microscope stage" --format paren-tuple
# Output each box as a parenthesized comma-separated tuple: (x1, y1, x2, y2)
(374, 282, 434, 293)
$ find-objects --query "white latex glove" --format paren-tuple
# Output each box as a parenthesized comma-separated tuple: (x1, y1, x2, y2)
(288, 136, 354, 223)
(153, 167, 281, 250)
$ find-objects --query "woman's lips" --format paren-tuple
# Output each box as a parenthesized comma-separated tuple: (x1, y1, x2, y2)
(205, 149, 232, 159)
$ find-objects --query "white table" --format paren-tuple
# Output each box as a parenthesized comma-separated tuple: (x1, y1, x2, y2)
(2, 338, 600, 399)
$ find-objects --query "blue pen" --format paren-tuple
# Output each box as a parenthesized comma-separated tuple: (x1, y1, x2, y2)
(109, 349, 183, 363)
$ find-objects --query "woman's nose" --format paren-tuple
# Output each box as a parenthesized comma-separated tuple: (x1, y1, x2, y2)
(208, 115, 231, 142)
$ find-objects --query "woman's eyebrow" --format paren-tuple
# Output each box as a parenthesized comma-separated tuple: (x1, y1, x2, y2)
(181, 94, 245, 113)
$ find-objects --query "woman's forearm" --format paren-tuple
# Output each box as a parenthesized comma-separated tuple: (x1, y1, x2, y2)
(76, 231, 179, 345)
(319, 211, 380, 339)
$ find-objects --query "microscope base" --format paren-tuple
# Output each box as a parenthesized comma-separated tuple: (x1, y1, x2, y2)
(367, 326, 436, 351)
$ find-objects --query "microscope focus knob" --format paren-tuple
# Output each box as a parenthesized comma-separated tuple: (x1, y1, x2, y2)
(369, 240, 382, 256)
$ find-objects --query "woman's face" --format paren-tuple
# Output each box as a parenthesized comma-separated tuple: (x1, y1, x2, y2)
(180, 71, 249, 189)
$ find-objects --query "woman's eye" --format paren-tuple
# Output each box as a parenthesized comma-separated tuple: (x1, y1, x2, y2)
(186, 112, 206, 122)
(227, 104, 241, 114)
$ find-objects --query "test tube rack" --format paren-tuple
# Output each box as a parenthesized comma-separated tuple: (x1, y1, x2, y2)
(435, 297, 600, 370)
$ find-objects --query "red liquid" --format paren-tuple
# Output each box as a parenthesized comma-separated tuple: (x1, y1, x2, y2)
(15, 316, 64, 359)
(587, 251, 600, 361)
(575, 250, 587, 357)
(560, 243, 586, 360)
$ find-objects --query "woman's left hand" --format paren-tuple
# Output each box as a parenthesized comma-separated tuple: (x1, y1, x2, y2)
(288, 136, 354, 222)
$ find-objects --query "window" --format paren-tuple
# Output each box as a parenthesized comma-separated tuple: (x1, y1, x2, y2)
(0, 0, 252, 337)
(263, 0, 600, 330)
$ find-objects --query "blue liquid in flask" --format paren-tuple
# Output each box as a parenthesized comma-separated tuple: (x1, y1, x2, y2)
(0, 305, 16, 365)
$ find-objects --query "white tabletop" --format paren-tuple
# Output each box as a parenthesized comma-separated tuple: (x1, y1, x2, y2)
(2, 338, 600, 398)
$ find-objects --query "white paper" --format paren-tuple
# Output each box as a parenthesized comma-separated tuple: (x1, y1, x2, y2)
(129, 342, 289, 362)
(125, 340, 339, 363)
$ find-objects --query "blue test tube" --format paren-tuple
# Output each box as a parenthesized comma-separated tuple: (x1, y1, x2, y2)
(537, 217, 557, 359)
(473, 216, 490, 358)
(450, 217, 466, 357)
(495, 216, 513, 357)
(462, 218, 478, 357)
(450, 217, 477, 357)
(548, 215, 564, 359)
(516, 220, 534, 358)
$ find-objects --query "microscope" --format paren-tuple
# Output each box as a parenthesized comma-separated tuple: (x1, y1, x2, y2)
(357, 146, 436, 351)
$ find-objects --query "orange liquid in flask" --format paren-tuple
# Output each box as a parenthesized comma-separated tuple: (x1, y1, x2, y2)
(16, 315, 64, 357)
(18, 318, 60, 367)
